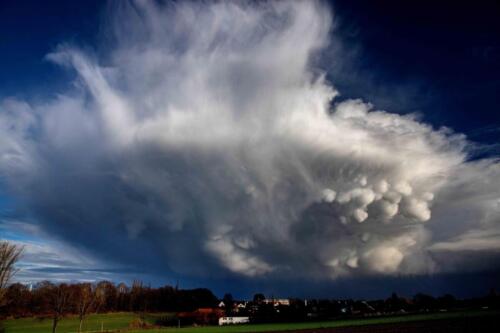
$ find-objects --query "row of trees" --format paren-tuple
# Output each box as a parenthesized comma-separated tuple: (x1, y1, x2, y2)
(2, 280, 218, 332)
(220, 292, 500, 323)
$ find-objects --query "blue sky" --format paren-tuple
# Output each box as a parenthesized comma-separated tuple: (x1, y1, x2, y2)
(1, 0, 499, 299)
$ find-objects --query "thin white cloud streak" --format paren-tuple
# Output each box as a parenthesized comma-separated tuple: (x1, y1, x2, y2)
(0, 0, 499, 281)
(0, 220, 125, 283)
(430, 230, 500, 252)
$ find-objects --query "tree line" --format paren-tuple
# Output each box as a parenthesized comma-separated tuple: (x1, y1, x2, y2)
(1, 280, 218, 326)
(1, 280, 219, 332)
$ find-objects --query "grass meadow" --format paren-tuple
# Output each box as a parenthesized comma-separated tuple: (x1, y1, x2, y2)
(2, 309, 498, 333)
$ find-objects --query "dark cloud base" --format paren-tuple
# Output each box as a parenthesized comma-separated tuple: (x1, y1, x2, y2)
(198, 271, 500, 299)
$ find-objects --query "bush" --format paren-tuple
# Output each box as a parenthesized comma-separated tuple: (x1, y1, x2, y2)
(128, 318, 155, 329)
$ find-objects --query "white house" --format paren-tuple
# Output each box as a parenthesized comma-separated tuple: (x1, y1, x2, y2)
(236, 302, 247, 309)
(218, 316, 250, 326)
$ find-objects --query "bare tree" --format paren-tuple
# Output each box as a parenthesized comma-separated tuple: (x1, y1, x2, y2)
(0, 241, 24, 306)
(75, 283, 97, 332)
(46, 283, 72, 333)
(94, 282, 106, 313)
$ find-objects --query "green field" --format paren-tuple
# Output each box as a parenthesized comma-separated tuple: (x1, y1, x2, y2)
(1, 312, 162, 333)
(2, 309, 498, 333)
(127, 310, 499, 333)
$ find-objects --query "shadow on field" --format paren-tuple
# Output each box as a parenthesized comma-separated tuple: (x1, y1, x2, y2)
(265, 315, 499, 333)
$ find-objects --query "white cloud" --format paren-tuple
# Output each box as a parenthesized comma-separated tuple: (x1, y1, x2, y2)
(0, 0, 499, 280)
(0, 220, 128, 283)
(429, 230, 500, 252)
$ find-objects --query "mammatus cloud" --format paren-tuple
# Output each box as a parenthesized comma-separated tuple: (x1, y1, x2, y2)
(0, 1, 499, 281)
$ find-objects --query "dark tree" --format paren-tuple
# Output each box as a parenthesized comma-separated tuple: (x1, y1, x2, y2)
(96, 281, 118, 312)
(43, 283, 72, 333)
(0, 241, 23, 306)
(253, 293, 266, 304)
(223, 293, 234, 315)
(413, 293, 435, 311)
(74, 283, 98, 332)
(3, 283, 31, 317)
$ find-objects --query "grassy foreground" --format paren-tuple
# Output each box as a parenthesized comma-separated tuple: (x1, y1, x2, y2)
(127, 309, 500, 333)
(2, 312, 161, 333)
(2, 309, 498, 333)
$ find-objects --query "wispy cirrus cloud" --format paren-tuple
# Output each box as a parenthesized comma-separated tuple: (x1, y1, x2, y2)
(0, 220, 133, 282)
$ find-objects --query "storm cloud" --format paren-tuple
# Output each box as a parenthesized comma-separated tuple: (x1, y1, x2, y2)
(1, 0, 499, 282)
